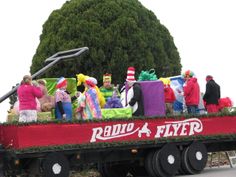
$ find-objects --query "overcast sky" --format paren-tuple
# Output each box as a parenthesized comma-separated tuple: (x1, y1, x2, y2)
(0, 0, 235, 122)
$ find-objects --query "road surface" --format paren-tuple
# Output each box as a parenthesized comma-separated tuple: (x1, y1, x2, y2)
(178, 166, 236, 177)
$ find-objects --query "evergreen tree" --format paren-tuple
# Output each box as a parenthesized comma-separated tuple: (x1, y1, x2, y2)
(31, 0, 181, 85)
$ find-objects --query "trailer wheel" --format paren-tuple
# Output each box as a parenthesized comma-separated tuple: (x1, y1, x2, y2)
(152, 150, 168, 177)
(181, 142, 207, 174)
(180, 146, 193, 174)
(42, 152, 69, 177)
(153, 144, 180, 177)
(145, 151, 157, 177)
(188, 141, 207, 173)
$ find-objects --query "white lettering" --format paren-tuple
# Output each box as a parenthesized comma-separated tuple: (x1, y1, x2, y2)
(155, 118, 203, 138)
(155, 125, 166, 138)
(90, 127, 103, 142)
(172, 123, 182, 136)
(112, 124, 121, 136)
(180, 122, 189, 136)
(164, 124, 173, 137)
(90, 123, 139, 142)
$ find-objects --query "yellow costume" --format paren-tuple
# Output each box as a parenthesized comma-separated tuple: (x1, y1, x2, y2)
(76, 73, 105, 108)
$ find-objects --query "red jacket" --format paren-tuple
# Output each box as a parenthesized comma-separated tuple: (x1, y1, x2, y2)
(183, 77, 200, 106)
(17, 83, 43, 111)
(164, 86, 176, 103)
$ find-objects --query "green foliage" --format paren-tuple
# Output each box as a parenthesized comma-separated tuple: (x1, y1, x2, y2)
(30, 0, 181, 86)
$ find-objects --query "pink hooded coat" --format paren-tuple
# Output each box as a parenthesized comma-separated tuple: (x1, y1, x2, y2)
(17, 83, 43, 110)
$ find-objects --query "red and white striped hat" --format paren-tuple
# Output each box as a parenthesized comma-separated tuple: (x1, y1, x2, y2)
(126, 66, 136, 82)
(56, 77, 67, 89)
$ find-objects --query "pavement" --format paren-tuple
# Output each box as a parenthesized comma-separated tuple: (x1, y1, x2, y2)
(178, 166, 236, 177)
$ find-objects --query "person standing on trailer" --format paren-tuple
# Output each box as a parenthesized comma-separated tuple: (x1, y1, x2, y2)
(120, 67, 144, 116)
(100, 73, 120, 102)
(17, 75, 43, 122)
(77, 77, 102, 119)
(55, 77, 73, 121)
(203, 75, 221, 113)
(183, 70, 200, 114)
(160, 78, 176, 115)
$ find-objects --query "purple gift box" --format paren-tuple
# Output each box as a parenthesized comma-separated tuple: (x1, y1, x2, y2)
(138, 80, 166, 116)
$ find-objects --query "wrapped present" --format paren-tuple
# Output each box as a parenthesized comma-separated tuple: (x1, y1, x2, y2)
(138, 80, 166, 116)
(101, 108, 132, 119)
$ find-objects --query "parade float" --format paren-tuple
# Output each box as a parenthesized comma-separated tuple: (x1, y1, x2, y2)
(0, 47, 235, 177)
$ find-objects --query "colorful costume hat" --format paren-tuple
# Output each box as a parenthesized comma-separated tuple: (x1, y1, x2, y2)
(103, 73, 112, 83)
(85, 77, 97, 87)
(182, 70, 194, 78)
(126, 67, 136, 82)
(56, 77, 67, 89)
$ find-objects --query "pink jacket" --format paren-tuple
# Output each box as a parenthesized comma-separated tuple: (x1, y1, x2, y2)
(17, 84, 43, 111)
(183, 77, 200, 106)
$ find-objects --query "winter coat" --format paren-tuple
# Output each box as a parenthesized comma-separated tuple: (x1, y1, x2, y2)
(17, 83, 43, 111)
(183, 77, 200, 106)
(164, 86, 176, 103)
(203, 79, 220, 105)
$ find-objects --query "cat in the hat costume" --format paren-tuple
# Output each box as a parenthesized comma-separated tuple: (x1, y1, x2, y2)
(120, 67, 144, 116)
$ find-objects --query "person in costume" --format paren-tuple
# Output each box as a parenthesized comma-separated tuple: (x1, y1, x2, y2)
(17, 75, 43, 122)
(37, 79, 55, 112)
(55, 77, 75, 121)
(77, 77, 102, 119)
(100, 73, 120, 102)
(203, 75, 221, 113)
(182, 70, 200, 114)
(76, 73, 105, 108)
(159, 78, 176, 115)
(120, 67, 144, 116)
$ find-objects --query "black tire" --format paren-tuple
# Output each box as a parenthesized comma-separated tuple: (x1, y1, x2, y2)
(181, 142, 207, 174)
(153, 150, 168, 177)
(153, 144, 180, 177)
(188, 141, 208, 173)
(181, 146, 194, 174)
(145, 151, 157, 177)
(42, 152, 69, 177)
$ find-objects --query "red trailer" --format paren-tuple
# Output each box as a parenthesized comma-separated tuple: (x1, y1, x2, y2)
(0, 114, 236, 177)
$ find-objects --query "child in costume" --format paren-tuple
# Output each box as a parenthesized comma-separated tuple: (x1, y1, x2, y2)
(100, 73, 120, 102)
(159, 78, 176, 115)
(55, 77, 73, 121)
(77, 77, 102, 119)
(76, 73, 105, 108)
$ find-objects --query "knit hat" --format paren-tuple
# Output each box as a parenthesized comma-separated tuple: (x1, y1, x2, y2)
(126, 67, 136, 82)
(56, 77, 67, 89)
(206, 75, 213, 81)
(103, 73, 112, 83)
(85, 77, 97, 87)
